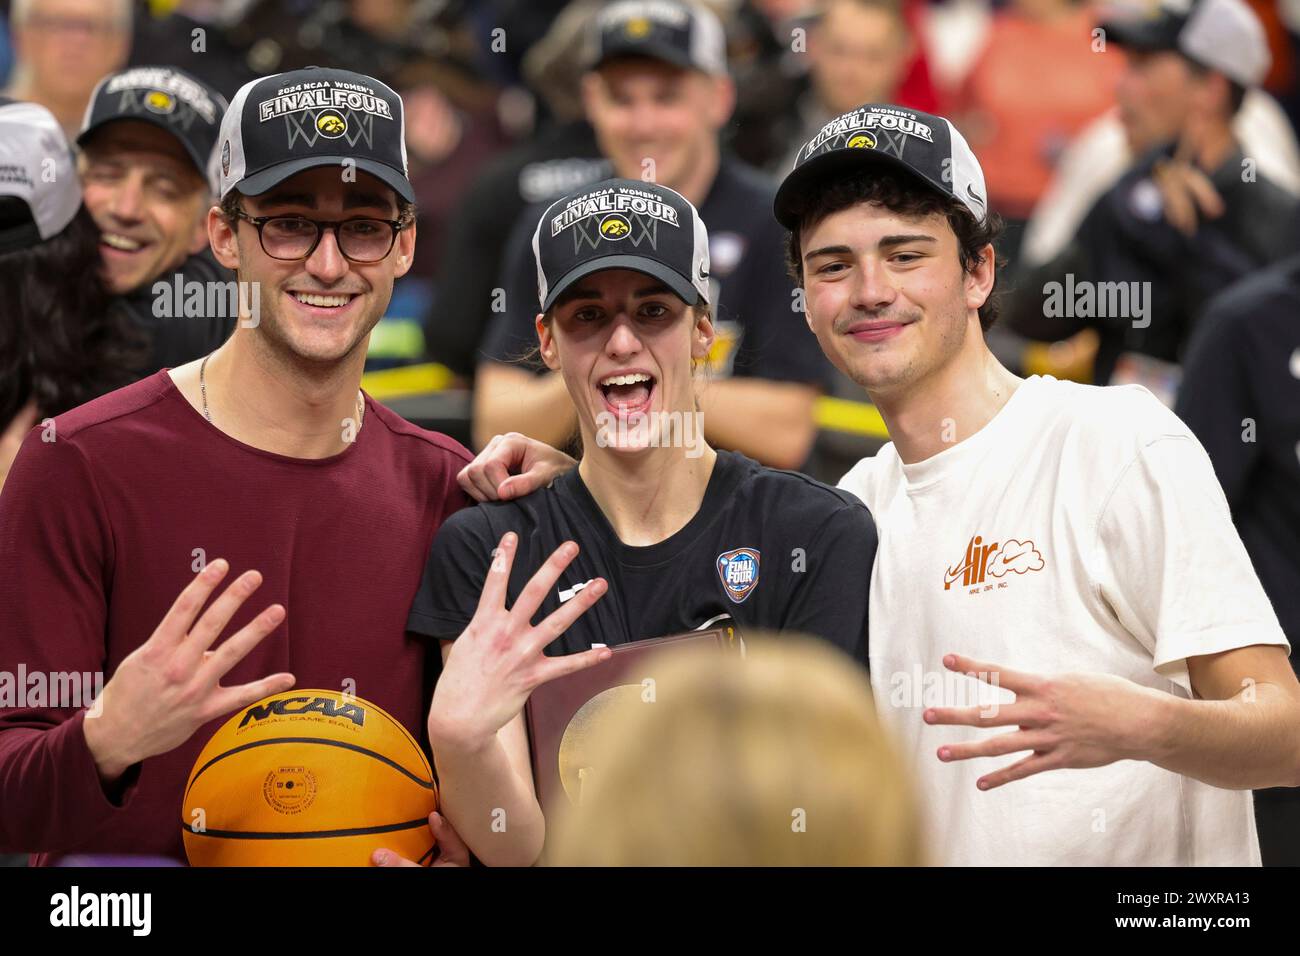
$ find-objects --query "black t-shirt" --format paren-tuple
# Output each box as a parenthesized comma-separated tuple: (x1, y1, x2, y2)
(1175, 255, 1300, 661)
(407, 450, 873, 664)
(115, 249, 236, 376)
(480, 157, 831, 387)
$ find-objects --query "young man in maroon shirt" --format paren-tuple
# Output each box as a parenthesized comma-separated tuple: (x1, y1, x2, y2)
(0, 67, 471, 866)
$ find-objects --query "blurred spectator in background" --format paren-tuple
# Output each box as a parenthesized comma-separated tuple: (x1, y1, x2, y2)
(1175, 255, 1300, 867)
(951, 0, 1123, 228)
(464, 0, 576, 93)
(733, 0, 939, 171)
(1006, 0, 1298, 403)
(128, 0, 257, 98)
(919, 0, 991, 93)
(1175, 258, 1300, 669)
(1021, 3, 1300, 270)
(367, 52, 510, 369)
(720, 0, 814, 168)
(946, 0, 1122, 382)
(473, 0, 829, 469)
(767, 0, 921, 177)
(3, 0, 131, 135)
(0, 99, 141, 492)
(1247, 0, 1298, 126)
(547, 637, 924, 866)
(1277, 0, 1300, 131)
(422, 0, 611, 381)
(77, 65, 234, 374)
(222, 0, 478, 92)
(401, 59, 510, 289)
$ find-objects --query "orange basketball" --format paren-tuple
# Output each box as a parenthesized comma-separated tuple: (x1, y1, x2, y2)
(182, 689, 437, 866)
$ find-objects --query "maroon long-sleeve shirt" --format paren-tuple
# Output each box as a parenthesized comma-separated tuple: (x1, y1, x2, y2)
(0, 371, 470, 864)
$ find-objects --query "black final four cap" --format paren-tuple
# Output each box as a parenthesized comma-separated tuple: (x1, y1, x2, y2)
(216, 66, 413, 202)
(533, 178, 711, 312)
(592, 0, 728, 75)
(78, 66, 228, 190)
(774, 103, 989, 230)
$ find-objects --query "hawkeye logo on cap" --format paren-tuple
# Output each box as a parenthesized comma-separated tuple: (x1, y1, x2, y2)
(144, 90, 176, 114)
(847, 132, 876, 149)
(315, 109, 347, 138)
(103, 68, 221, 124)
(551, 184, 680, 252)
(258, 79, 393, 149)
(802, 106, 933, 161)
(717, 548, 760, 603)
(600, 214, 631, 239)
(601, 0, 689, 29)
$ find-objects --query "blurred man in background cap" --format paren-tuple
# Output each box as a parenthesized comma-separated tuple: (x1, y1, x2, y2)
(473, 0, 830, 470)
(1007, 0, 1299, 402)
(421, 0, 611, 383)
(78, 65, 236, 374)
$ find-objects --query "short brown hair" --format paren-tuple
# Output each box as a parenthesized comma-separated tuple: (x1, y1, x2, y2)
(783, 170, 1005, 331)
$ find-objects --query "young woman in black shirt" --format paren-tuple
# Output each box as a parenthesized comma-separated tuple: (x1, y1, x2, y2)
(403, 179, 875, 866)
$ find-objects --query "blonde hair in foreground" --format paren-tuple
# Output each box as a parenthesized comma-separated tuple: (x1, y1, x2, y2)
(546, 635, 925, 866)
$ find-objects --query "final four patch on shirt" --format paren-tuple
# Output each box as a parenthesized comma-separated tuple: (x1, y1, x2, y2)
(717, 547, 760, 603)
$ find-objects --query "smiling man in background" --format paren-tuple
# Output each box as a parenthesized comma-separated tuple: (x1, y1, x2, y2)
(77, 65, 236, 374)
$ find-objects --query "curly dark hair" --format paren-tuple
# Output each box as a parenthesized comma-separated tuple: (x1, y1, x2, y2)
(0, 199, 145, 429)
(783, 171, 1006, 331)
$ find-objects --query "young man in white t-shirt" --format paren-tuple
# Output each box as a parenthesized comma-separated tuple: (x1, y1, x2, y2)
(768, 104, 1299, 865)
(458, 104, 1300, 866)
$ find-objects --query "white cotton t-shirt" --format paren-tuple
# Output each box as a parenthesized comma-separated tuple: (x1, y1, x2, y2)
(838, 374, 1290, 866)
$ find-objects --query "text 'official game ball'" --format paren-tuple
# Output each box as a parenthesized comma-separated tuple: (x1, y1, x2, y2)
(182, 689, 437, 866)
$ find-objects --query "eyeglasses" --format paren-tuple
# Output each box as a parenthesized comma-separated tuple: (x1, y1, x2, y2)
(230, 208, 409, 263)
